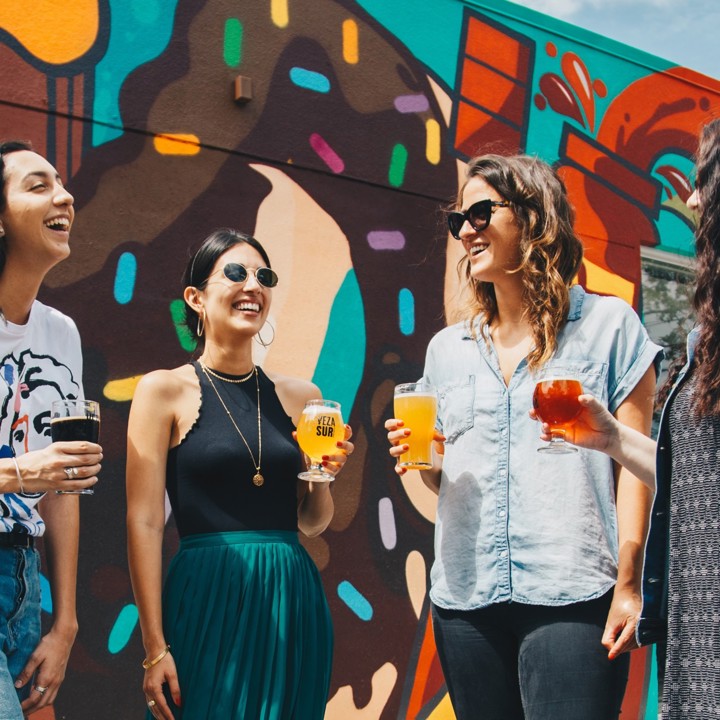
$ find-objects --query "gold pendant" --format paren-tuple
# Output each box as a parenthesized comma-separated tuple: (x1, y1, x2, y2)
(252, 473, 264, 487)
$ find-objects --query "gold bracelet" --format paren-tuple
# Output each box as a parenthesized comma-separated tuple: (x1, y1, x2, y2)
(142, 644, 170, 670)
(10, 456, 24, 494)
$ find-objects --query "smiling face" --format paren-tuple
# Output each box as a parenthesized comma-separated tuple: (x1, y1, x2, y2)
(198, 242, 273, 343)
(458, 176, 522, 289)
(0, 150, 74, 272)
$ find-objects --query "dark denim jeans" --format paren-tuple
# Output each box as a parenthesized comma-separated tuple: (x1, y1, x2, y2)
(431, 590, 630, 720)
(0, 546, 41, 720)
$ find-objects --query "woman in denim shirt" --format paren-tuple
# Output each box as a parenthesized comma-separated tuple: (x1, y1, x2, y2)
(387, 154, 661, 720)
(539, 119, 720, 720)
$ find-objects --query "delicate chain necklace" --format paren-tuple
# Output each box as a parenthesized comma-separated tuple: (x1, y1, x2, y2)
(203, 364, 255, 384)
(201, 364, 264, 487)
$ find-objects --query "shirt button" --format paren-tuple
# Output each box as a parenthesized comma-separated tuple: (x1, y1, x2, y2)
(499, 550, 508, 558)
(499, 469, 507, 477)
(498, 509, 506, 518)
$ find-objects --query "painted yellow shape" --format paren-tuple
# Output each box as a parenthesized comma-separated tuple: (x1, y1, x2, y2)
(405, 550, 427, 620)
(426, 119, 441, 165)
(0, 1, 99, 65)
(104, 375, 143, 402)
(342, 19, 359, 64)
(325, 662, 398, 718)
(583, 258, 635, 306)
(426, 692, 458, 720)
(271, 0, 289, 28)
(249, 164, 352, 380)
(400, 469, 438, 523)
(153, 134, 201, 156)
(427, 75, 452, 129)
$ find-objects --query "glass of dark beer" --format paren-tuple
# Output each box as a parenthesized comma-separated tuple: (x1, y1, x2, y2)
(532, 374, 583, 454)
(51, 399, 100, 494)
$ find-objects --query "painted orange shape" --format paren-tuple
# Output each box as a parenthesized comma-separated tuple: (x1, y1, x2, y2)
(0, 0, 99, 65)
(153, 133, 202, 156)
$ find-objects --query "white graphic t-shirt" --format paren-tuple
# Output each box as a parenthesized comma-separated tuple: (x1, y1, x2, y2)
(0, 300, 84, 536)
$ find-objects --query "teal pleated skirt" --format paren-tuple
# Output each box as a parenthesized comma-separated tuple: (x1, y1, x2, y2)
(149, 531, 333, 720)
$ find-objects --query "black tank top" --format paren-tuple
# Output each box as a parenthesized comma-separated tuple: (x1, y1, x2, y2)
(166, 362, 301, 537)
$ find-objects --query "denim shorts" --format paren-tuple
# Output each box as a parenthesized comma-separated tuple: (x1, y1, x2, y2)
(0, 546, 41, 720)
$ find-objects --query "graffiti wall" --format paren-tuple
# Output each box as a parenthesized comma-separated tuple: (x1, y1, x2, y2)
(1, 0, 719, 717)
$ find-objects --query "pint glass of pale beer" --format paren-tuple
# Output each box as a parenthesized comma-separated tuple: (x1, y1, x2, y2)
(393, 382, 438, 470)
(532, 374, 583, 454)
(296, 399, 344, 481)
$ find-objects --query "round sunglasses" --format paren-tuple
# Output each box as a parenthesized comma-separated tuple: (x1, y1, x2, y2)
(447, 199, 510, 239)
(222, 262, 278, 288)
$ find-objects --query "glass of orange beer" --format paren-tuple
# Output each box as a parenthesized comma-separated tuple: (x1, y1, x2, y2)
(394, 382, 438, 470)
(532, 373, 583, 454)
(296, 399, 344, 481)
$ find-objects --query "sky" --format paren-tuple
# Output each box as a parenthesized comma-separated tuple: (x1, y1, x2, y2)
(517, 0, 719, 80)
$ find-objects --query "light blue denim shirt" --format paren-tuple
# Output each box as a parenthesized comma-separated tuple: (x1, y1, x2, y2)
(423, 285, 663, 610)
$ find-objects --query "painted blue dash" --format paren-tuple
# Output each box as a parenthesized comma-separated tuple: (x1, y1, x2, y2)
(398, 288, 415, 336)
(337, 580, 373, 621)
(108, 603, 139, 654)
(114, 251, 137, 305)
(40, 573, 52, 613)
(289, 67, 331, 93)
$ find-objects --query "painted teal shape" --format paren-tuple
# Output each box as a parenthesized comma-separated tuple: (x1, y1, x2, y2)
(224, 18, 243, 67)
(93, 0, 180, 146)
(40, 573, 52, 614)
(398, 288, 415, 336)
(170, 299, 197, 352)
(114, 252, 137, 305)
(355, 0, 463, 88)
(108, 603, 139, 654)
(337, 580, 373, 621)
(312, 270, 364, 419)
(289, 67, 331, 93)
(644, 648, 659, 718)
(388, 144, 408, 188)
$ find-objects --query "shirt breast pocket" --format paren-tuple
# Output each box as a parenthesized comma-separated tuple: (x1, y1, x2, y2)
(438, 377, 475, 444)
(541, 361, 608, 401)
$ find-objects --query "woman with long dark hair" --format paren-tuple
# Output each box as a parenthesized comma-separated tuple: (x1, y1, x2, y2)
(126, 228, 353, 719)
(537, 118, 720, 719)
(386, 154, 662, 719)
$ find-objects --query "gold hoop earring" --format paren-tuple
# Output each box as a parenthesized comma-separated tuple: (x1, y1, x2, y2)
(255, 321, 275, 348)
(197, 310, 205, 338)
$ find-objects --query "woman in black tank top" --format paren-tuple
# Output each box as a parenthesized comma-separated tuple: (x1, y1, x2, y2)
(126, 229, 353, 720)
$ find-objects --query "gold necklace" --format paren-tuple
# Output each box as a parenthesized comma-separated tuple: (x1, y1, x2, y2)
(203, 364, 255, 383)
(201, 364, 264, 487)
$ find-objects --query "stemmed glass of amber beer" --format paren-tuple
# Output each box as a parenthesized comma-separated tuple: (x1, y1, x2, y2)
(296, 399, 344, 481)
(393, 382, 438, 470)
(533, 372, 583, 454)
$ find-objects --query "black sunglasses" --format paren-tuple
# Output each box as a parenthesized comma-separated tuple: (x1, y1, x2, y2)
(447, 199, 510, 239)
(222, 263, 278, 288)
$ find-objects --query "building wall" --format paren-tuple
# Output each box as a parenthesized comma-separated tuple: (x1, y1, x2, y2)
(1, 1, 719, 717)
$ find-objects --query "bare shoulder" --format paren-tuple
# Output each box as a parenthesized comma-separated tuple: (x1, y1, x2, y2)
(134, 364, 198, 403)
(265, 371, 321, 423)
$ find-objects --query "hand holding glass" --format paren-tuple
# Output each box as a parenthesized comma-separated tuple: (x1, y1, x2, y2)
(533, 376, 583, 454)
(393, 382, 438, 470)
(296, 400, 344, 482)
(51, 399, 100, 494)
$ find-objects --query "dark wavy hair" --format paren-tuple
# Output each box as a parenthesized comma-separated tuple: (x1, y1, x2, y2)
(689, 118, 720, 416)
(182, 228, 272, 350)
(0, 139, 34, 276)
(455, 154, 584, 372)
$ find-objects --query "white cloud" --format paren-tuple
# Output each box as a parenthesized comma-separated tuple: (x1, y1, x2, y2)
(519, 0, 676, 19)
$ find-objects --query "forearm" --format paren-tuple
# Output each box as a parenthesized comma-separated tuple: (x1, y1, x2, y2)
(0, 457, 23, 494)
(39, 493, 80, 637)
(127, 519, 168, 655)
(297, 482, 334, 536)
(607, 424, 657, 490)
(419, 447, 443, 495)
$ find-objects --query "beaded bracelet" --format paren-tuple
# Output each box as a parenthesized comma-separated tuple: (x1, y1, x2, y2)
(142, 644, 171, 670)
(10, 456, 24, 494)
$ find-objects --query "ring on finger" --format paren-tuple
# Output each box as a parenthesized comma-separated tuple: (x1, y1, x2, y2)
(64, 467, 73, 480)
(34, 685, 48, 695)
(147, 699, 156, 708)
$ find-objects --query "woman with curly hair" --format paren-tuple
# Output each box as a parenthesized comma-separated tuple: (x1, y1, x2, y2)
(534, 119, 720, 719)
(386, 154, 662, 719)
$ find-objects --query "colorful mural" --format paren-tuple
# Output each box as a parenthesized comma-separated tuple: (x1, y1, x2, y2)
(1, 1, 720, 718)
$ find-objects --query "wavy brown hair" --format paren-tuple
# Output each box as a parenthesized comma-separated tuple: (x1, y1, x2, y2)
(455, 154, 584, 372)
(689, 118, 720, 416)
